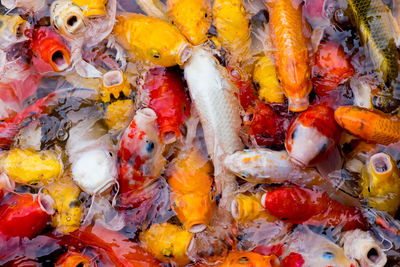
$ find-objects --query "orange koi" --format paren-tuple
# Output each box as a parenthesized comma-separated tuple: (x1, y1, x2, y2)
(334, 106, 400, 145)
(266, 0, 312, 112)
(167, 148, 215, 233)
(56, 252, 95, 267)
(218, 251, 280, 267)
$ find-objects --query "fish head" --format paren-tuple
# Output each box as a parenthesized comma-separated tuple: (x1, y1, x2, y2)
(30, 27, 71, 74)
(0, 14, 29, 49)
(167, 0, 212, 45)
(220, 251, 280, 267)
(50, 0, 86, 38)
(304, 243, 359, 267)
(312, 41, 354, 96)
(100, 69, 131, 102)
(56, 252, 92, 267)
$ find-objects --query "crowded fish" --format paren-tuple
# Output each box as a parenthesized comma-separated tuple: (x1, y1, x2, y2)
(1, 0, 400, 266)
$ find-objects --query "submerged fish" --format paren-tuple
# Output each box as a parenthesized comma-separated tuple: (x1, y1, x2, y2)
(114, 13, 192, 67)
(286, 104, 341, 167)
(0, 14, 30, 50)
(139, 223, 194, 266)
(334, 106, 400, 145)
(167, 148, 215, 233)
(184, 47, 244, 208)
(218, 251, 280, 267)
(167, 0, 211, 45)
(140, 67, 191, 144)
(267, 0, 312, 111)
(341, 229, 386, 267)
(360, 152, 400, 215)
(104, 99, 135, 131)
(56, 252, 93, 267)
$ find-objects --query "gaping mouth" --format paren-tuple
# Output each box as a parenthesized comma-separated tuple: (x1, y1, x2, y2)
(65, 13, 84, 33)
(51, 50, 70, 71)
(103, 70, 124, 88)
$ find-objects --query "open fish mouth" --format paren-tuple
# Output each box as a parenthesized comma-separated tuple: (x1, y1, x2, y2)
(51, 49, 70, 71)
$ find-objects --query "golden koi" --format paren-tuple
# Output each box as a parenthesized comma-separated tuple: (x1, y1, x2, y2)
(167, 0, 211, 45)
(72, 0, 108, 17)
(99, 69, 131, 103)
(219, 251, 280, 267)
(267, 0, 312, 111)
(168, 148, 215, 233)
(334, 106, 400, 145)
(104, 100, 135, 131)
(113, 13, 192, 67)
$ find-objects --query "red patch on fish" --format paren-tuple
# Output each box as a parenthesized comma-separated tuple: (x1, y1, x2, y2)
(311, 41, 354, 96)
(282, 252, 305, 267)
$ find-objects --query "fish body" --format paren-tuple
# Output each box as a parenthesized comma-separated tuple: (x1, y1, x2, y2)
(334, 106, 400, 145)
(167, 0, 211, 45)
(312, 41, 354, 96)
(104, 100, 134, 131)
(114, 13, 192, 67)
(0, 149, 62, 187)
(70, 224, 162, 267)
(184, 47, 244, 207)
(261, 186, 367, 230)
(212, 0, 250, 60)
(141, 67, 191, 144)
(28, 27, 71, 74)
(0, 14, 29, 50)
(286, 104, 341, 167)
(243, 100, 285, 148)
(340, 229, 386, 267)
(72, 0, 108, 17)
(360, 152, 400, 215)
(118, 108, 165, 208)
(168, 149, 215, 233)
(231, 193, 274, 223)
(227, 66, 257, 110)
(139, 223, 193, 266)
(267, 0, 312, 112)
(100, 69, 131, 103)
(0, 93, 54, 149)
(50, 0, 87, 38)
(44, 179, 82, 233)
(253, 56, 284, 104)
(0, 193, 54, 239)
(219, 251, 280, 267)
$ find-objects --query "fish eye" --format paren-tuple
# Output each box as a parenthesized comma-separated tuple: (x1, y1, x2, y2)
(146, 141, 155, 152)
(151, 49, 160, 59)
(238, 257, 249, 263)
(322, 251, 334, 260)
(204, 13, 208, 18)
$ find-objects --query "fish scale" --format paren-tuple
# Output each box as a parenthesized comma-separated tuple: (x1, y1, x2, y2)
(348, 0, 399, 83)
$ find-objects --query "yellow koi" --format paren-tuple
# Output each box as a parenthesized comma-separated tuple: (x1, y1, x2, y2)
(99, 70, 131, 103)
(104, 100, 135, 131)
(71, 0, 108, 17)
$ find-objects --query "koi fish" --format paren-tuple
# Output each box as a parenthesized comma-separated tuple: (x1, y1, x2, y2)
(261, 186, 367, 230)
(267, 0, 312, 111)
(0, 193, 54, 239)
(184, 47, 244, 208)
(218, 251, 280, 267)
(0, 149, 62, 187)
(71, 0, 108, 17)
(311, 41, 355, 96)
(243, 100, 286, 148)
(99, 69, 131, 102)
(281, 253, 305, 267)
(70, 224, 162, 267)
(44, 179, 82, 233)
(213, 0, 250, 61)
(139, 223, 194, 266)
(56, 252, 94, 267)
(28, 27, 71, 74)
(167, 0, 212, 45)
(50, 0, 87, 38)
(0, 93, 55, 149)
(227, 66, 257, 110)
(334, 106, 400, 145)
(167, 148, 215, 233)
(1, 0, 45, 13)
(360, 152, 400, 215)
(231, 193, 274, 223)
(253, 56, 285, 104)
(140, 67, 191, 144)
(118, 108, 165, 208)
(0, 14, 30, 50)
(340, 229, 386, 267)
(104, 100, 135, 131)
(113, 13, 192, 67)
(286, 104, 341, 167)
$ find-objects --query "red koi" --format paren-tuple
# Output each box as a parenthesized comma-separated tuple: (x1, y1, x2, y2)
(243, 100, 286, 148)
(227, 66, 257, 110)
(69, 224, 162, 267)
(0, 93, 55, 149)
(117, 108, 165, 209)
(261, 186, 367, 231)
(285, 103, 341, 166)
(252, 244, 285, 257)
(141, 67, 191, 144)
(311, 41, 354, 96)
(0, 193, 54, 239)
(27, 27, 71, 74)
(281, 252, 305, 267)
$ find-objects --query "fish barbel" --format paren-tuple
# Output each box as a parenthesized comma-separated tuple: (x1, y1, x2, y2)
(266, 0, 312, 112)
(184, 47, 244, 208)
